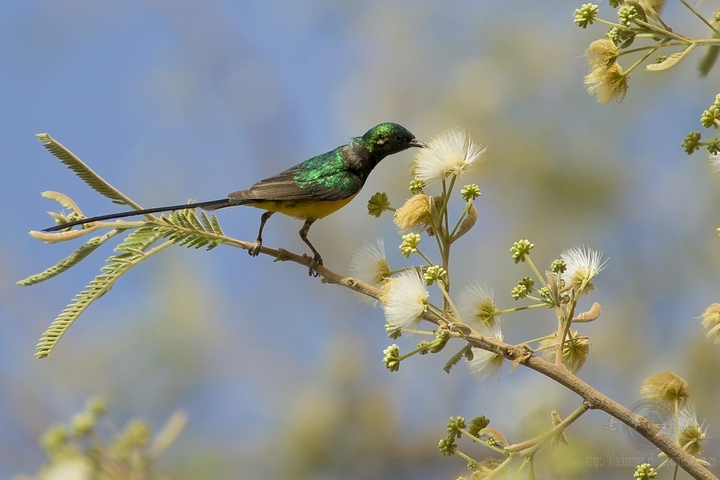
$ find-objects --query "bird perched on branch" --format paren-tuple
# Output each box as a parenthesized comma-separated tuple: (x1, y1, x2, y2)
(44, 123, 425, 275)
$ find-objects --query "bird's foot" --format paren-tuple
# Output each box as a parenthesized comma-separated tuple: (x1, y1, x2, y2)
(248, 240, 262, 257)
(308, 255, 323, 277)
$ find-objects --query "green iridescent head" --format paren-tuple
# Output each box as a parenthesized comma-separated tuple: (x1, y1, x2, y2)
(361, 123, 425, 156)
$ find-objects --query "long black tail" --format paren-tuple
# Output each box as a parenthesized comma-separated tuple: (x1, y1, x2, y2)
(42, 198, 234, 232)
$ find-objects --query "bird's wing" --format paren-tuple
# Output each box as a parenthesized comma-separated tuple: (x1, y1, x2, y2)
(228, 161, 362, 203)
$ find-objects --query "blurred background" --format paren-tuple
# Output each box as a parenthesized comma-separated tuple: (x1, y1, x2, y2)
(2, 0, 720, 478)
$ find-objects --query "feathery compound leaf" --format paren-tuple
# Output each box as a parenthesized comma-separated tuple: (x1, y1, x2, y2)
(41, 191, 84, 214)
(35, 227, 170, 358)
(36, 133, 142, 209)
(29, 225, 104, 244)
(18, 231, 120, 286)
(209, 214, 224, 235)
(159, 210, 225, 251)
(443, 345, 473, 374)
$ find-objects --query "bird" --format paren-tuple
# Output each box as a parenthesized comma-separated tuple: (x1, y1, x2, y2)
(43, 123, 425, 275)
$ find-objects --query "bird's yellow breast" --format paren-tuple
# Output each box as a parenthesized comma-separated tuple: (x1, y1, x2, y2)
(248, 193, 359, 220)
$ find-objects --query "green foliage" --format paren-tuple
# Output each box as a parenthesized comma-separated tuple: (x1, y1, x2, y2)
(367, 191, 391, 217)
(23, 135, 240, 357)
(467, 416, 490, 437)
(35, 227, 169, 358)
(17, 234, 112, 286)
(442, 345, 472, 373)
(29, 209, 226, 358)
(28, 207, 229, 357)
(35, 133, 142, 208)
(158, 209, 225, 250)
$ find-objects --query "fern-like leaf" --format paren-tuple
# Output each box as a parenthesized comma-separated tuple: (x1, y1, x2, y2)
(443, 345, 473, 374)
(18, 231, 120, 286)
(158, 210, 225, 251)
(36, 133, 143, 209)
(29, 225, 104, 244)
(35, 227, 171, 358)
(208, 213, 224, 234)
(41, 191, 84, 214)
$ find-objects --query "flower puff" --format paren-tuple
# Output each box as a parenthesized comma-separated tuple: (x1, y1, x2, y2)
(412, 127, 485, 185)
(381, 270, 429, 329)
(560, 246, 607, 293)
(350, 239, 391, 287)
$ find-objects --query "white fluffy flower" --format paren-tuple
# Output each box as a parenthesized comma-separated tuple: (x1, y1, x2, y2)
(467, 325, 505, 383)
(560, 246, 607, 291)
(457, 283, 502, 338)
(381, 270, 429, 329)
(660, 402, 708, 455)
(350, 239, 390, 287)
(467, 348, 505, 383)
(412, 127, 485, 184)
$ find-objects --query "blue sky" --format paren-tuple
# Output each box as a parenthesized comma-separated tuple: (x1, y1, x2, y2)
(2, 1, 720, 478)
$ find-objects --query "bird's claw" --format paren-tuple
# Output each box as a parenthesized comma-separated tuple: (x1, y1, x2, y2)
(248, 241, 262, 257)
(308, 255, 323, 277)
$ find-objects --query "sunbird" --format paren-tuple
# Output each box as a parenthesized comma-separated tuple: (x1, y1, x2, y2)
(43, 123, 424, 275)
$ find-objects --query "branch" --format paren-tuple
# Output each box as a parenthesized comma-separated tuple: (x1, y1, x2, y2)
(294, 261, 715, 480)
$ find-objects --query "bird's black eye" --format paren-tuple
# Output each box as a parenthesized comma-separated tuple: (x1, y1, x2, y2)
(395, 135, 403, 142)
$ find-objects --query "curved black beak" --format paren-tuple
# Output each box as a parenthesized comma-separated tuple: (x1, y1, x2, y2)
(409, 138, 428, 148)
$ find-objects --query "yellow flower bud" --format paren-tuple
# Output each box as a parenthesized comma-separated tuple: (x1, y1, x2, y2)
(394, 194, 431, 232)
(700, 303, 720, 344)
(639, 371, 689, 408)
